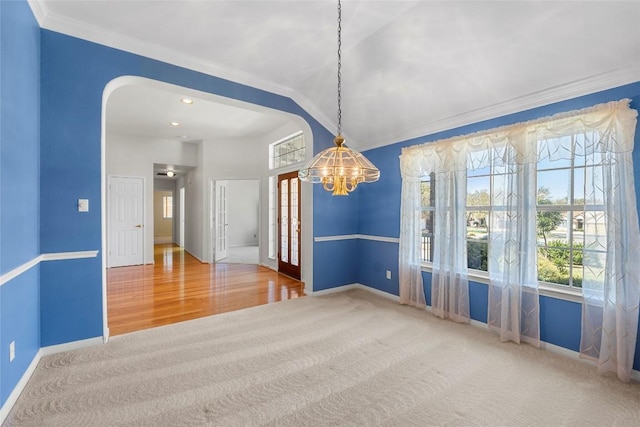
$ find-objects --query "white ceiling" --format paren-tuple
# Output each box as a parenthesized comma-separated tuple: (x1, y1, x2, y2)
(32, 0, 640, 150)
(106, 83, 293, 141)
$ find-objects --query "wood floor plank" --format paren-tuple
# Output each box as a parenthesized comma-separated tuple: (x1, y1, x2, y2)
(107, 244, 305, 336)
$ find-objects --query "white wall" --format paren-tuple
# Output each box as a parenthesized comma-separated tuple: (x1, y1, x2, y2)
(227, 180, 259, 247)
(201, 135, 264, 263)
(184, 141, 205, 261)
(106, 132, 197, 264)
(154, 179, 176, 191)
(176, 177, 186, 247)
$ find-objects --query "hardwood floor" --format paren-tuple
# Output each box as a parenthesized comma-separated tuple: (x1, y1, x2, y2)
(107, 244, 305, 336)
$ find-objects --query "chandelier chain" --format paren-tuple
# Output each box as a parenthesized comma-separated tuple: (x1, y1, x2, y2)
(296, 0, 380, 195)
(337, 0, 342, 136)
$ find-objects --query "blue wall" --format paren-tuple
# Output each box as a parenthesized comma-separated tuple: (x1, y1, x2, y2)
(0, 0, 41, 406)
(312, 184, 360, 291)
(357, 82, 640, 371)
(1, 0, 638, 412)
(38, 29, 358, 342)
(0, 1, 354, 407)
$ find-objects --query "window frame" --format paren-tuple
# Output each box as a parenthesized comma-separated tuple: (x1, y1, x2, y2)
(162, 195, 173, 219)
(269, 131, 306, 170)
(419, 137, 601, 296)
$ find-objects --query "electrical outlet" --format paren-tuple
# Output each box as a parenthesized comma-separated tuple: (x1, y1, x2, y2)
(386, 270, 392, 280)
(9, 341, 15, 362)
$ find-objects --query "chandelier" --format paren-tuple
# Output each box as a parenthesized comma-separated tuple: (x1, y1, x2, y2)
(298, 0, 380, 196)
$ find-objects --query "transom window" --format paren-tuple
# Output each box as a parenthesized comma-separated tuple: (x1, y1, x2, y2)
(269, 131, 305, 170)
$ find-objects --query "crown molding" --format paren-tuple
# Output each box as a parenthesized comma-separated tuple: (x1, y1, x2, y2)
(27, 0, 48, 26)
(363, 65, 640, 152)
(37, 11, 295, 98)
(285, 90, 338, 146)
(31, 2, 638, 154)
(34, 6, 340, 144)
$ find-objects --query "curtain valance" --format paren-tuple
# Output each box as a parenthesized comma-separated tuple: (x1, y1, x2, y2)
(400, 99, 636, 177)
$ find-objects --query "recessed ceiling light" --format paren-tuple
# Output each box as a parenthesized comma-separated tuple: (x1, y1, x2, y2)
(170, 121, 181, 127)
(181, 98, 194, 105)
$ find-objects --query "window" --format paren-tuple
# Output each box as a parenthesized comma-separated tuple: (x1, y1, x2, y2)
(162, 195, 173, 219)
(405, 100, 639, 372)
(420, 174, 434, 264)
(535, 134, 606, 288)
(269, 132, 305, 169)
(466, 159, 490, 272)
(420, 133, 607, 289)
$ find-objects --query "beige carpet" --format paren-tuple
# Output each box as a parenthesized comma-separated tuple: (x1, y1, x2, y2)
(5, 290, 640, 426)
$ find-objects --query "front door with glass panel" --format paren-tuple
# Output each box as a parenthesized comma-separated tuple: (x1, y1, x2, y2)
(278, 171, 301, 279)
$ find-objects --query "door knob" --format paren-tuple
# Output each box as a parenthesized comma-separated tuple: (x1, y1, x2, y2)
(135, 224, 142, 228)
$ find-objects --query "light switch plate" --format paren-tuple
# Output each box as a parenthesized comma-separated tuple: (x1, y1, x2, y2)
(78, 199, 89, 212)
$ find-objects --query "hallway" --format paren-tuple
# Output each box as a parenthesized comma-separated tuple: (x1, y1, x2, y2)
(107, 244, 305, 336)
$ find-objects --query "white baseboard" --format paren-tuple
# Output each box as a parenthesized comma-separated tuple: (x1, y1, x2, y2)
(184, 249, 206, 264)
(316, 283, 640, 383)
(309, 283, 400, 302)
(40, 336, 104, 356)
(539, 341, 640, 383)
(0, 348, 42, 424)
(260, 263, 277, 272)
(465, 306, 640, 383)
(0, 336, 104, 425)
(309, 283, 360, 296)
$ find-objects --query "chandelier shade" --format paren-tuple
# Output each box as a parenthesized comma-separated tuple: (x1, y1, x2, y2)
(299, 136, 380, 196)
(297, 0, 380, 196)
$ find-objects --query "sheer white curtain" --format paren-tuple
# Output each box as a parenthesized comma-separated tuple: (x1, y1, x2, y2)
(485, 134, 540, 346)
(571, 100, 639, 382)
(431, 146, 470, 322)
(399, 153, 426, 307)
(399, 99, 639, 380)
(399, 142, 470, 321)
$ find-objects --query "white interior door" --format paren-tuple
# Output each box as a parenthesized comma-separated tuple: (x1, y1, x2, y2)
(214, 180, 229, 261)
(108, 176, 144, 267)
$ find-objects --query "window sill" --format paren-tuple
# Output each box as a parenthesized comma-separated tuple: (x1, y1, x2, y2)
(420, 264, 582, 304)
